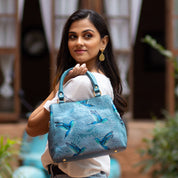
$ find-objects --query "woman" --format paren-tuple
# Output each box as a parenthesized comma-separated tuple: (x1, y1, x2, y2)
(26, 9, 127, 178)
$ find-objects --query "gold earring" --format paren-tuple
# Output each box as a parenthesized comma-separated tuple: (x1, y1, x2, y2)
(99, 49, 105, 61)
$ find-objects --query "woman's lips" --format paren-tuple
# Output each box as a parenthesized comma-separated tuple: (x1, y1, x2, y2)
(74, 49, 87, 54)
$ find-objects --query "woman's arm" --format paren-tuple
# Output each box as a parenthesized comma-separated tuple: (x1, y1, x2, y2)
(26, 63, 88, 137)
(25, 90, 56, 137)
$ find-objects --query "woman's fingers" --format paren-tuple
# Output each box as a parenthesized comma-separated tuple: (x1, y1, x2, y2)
(80, 63, 88, 74)
(71, 63, 87, 76)
(64, 63, 88, 83)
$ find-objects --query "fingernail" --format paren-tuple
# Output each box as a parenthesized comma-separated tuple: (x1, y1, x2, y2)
(75, 64, 80, 67)
(81, 63, 86, 67)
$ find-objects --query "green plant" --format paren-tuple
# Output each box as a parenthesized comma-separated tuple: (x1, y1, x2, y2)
(142, 35, 178, 108)
(142, 35, 178, 78)
(138, 113, 178, 178)
(137, 35, 178, 178)
(0, 136, 20, 178)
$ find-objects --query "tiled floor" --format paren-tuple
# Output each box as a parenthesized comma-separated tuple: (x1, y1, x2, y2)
(0, 120, 155, 178)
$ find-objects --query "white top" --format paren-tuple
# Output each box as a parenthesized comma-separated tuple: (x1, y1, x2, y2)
(41, 72, 114, 177)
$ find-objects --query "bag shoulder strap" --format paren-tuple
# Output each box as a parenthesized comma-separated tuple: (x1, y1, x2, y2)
(58, 68, 101, 102)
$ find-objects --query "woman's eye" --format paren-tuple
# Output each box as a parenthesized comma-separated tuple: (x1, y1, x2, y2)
(69, 35, 77, 40)
(84, 33, 92, 39)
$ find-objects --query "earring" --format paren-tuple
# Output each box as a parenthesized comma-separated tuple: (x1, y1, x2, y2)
(99, 49, 105, 61)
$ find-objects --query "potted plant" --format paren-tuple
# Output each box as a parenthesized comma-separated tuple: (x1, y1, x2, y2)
(137, 35, 178, 178)
(138, 112, 178, 177)
(0, 136, 20, 178)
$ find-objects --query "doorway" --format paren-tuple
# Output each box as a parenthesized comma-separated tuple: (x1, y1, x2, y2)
(133, 0, 166, 119)
(21, 0, 50, 115)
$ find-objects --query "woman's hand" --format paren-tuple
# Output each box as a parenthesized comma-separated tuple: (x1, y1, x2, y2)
(64, 63, 88, 83)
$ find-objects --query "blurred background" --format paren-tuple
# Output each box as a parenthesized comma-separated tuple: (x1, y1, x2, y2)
(0, 0, 177, 178)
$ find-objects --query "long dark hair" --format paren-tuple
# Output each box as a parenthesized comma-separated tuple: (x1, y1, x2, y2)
(54, 9, 127, 116)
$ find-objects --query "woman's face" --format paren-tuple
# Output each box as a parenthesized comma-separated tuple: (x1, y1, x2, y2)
(68, 18, 107, 71)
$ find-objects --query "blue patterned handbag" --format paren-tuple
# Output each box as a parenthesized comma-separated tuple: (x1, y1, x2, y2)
(48, 68, 127, 163)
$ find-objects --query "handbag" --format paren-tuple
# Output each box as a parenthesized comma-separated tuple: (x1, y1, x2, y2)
(48, 68, 127, 163)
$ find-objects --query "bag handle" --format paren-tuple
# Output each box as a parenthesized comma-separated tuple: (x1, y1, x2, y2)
(58, 67, 101, 102)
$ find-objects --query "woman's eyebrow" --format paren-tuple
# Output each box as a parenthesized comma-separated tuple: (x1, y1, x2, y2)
(83, 29, 95, 33)
(68, 31, 76, 34)
(68, 29, 95, 34)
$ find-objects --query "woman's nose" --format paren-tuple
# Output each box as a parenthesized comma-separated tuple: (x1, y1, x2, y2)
(76, 37, 84, 46)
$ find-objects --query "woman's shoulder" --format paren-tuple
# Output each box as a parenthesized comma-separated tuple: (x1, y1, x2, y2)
(91, 72, 111, 83)
(64, 74, 92, 88)
(63, 75, 93, 101)
(64, 72, 111, 88)
(64, 73, 113, 100)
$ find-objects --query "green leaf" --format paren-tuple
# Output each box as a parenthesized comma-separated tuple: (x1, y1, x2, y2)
(136, 113, 178, 177)
(0, 136, 20, 178)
